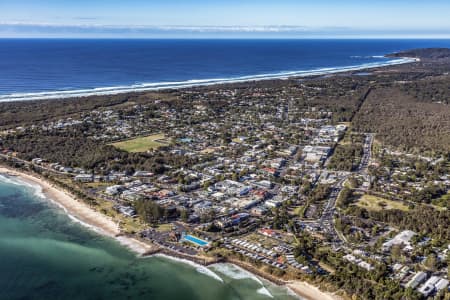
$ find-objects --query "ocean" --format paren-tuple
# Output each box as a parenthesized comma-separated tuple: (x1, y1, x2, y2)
(0, 174, 298, 300)
(1, 39, 450, 101)
(1, 39, 450, 299)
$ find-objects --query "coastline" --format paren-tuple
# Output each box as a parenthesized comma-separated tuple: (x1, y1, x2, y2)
(226, 258, 342, 300)
(287, 282, 341, 300)
(0, 165, 156, 255)
(0, 164, 342, 300)
(0, 56, 417, 103)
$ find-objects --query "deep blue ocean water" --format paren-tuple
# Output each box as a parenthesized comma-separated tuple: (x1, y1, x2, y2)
(1, 39, 450, 101)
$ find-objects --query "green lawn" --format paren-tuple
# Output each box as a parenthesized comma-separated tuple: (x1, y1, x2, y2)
(356, 194, 409, 211)
(431, 192, 450, 211)
(156, 223, 174, 232)
(293, 206, 305, 216)
(111, 134, 169, 153)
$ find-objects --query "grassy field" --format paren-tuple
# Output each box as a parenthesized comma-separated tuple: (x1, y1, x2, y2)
(111, 134, 169, 153)
(245, 233, 280, 248)
(293, 206, 306, 217)
(156, 223, 174, 232)
(356, 194, 409, 211)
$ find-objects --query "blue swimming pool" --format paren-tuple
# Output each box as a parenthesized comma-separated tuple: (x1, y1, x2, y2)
(183, 235, 209, 247)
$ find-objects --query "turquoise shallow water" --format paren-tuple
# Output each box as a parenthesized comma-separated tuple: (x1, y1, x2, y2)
(0, 174, 297, 300)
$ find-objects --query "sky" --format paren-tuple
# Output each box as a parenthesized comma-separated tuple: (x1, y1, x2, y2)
(1, 0, 450, 38)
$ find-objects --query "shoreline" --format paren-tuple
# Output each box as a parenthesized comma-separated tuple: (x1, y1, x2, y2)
(226, 258, 342, 300)
(0, 164, 341, 300)
(0, 56, 418, 102)
(0, 165, 156, 255)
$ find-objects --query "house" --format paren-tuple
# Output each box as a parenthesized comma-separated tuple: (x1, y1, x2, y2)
(250, 206, 268, 216)
(259, 228, 276, 237)
(405, 271, 427, 289)
(230, 213, 250, 225)
(121, 191, 143, 202)
(31, 158, 45, 165)
(117, 206, 136, 217)
(357, 261, 375, 271)
(255, 180, 273, 189)
(211, 192, 226, 201)
(236, 198, 260, 209)
(344, 254, 374, 271)
(74, 174, 94, 183)
(252, 189, 271, 200)
(418, 276, 440, 297)
(265, 196, 287, 208)
(105, 185, 124, 196)
(382, 230, 416, 252)
(435, 278, 449, 291)
(133, 171, 154, 177)
(262, 167, 278, 176)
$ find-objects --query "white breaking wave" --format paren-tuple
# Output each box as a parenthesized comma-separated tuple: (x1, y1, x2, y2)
(0, 174, 24, 186)
(152, 253, 224, 283)
(0, 173, 46, 199)
(257, 287, 274, 298)
(212, 263, 278, 298)
(0, 58, 417, 102)
(351, 55, 386, 59)
(115, 236, 150, 255)
(211, 263, 264, 285)
(0, 173, 294, 298)
(0, 173, 110, 236)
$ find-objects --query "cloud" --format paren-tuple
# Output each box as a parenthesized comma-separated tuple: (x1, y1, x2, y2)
(0, 22, 449, 38)
(73, 17, 100, 21)
(0, 23, 311, 32)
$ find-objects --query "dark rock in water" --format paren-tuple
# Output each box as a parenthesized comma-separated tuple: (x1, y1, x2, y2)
(33, 280, 62, 294)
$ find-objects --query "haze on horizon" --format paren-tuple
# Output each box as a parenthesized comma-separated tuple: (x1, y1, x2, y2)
(1, 0, 450, 38)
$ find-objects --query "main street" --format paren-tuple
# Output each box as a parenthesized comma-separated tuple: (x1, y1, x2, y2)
(297, 133, 374, 246)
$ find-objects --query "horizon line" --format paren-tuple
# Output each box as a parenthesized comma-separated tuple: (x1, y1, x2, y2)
(2, 36, 450, 40)
(1, 23, 450, 39)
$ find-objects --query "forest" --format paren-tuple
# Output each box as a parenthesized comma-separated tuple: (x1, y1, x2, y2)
(353, 85, 450, 154)
(0, 127, 197, 174)
(347, 205, 450, 242)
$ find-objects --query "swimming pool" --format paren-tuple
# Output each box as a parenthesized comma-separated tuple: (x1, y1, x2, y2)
(183, 235, 209, 247)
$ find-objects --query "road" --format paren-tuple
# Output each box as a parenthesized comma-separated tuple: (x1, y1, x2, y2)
(297, 133, 374, 246)
(0, 153, 70, 176)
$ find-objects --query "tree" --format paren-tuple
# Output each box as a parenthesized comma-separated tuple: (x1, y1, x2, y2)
(424, 253, 438, 271)
(391, 244, 402, 261)
(134, 200, 163, 225)
(180, 209, 189, 222)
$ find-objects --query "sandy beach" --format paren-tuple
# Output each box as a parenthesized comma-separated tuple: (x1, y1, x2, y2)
(0, 166, 155, 255)
(287, 282, 343, 300)
(0, 165, 343, 300)
(227, 258, 342, 300)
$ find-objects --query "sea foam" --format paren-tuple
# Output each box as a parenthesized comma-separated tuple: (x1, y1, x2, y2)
(257, 287, 274, 298)
(211, 263, 278, 298)
(0, 173, 111, 238)
(211, 263, 264, 285)
(152, 253, 224, 283)
(0, 173, 46, 199)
